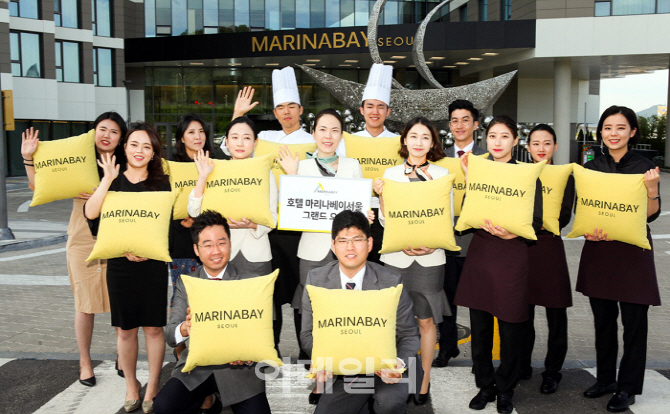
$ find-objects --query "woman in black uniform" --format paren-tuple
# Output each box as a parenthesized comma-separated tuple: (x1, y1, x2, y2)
(85, 122, 171, 414)
(520, 124, 574, 394)
(454, 115, 542, 414)
(577, 106, 661, 413)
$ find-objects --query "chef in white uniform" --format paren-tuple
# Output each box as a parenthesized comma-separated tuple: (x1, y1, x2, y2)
(357, 63, 397, 139)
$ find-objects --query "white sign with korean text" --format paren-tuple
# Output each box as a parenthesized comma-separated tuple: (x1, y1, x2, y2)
(278, 175, 373, 232)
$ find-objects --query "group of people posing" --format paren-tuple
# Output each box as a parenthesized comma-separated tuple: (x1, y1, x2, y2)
(19, 64, 661, 414)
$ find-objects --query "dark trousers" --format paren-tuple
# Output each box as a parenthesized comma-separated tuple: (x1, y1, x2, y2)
(589, 297, 649, 395)
(470, 308, 527, 394)
(269, 230, 301, 349)
(520, 304, 568, 379)
(368, 208, 384, 265)
(314, 374, 410, 414)
(437, 256, 464, 356)
(153, 375, 271, 414)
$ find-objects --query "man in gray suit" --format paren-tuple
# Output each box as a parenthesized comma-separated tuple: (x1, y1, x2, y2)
(434, 99, 489, 368)
(301, 210, 420, 414)
(153, 210, 271, 414)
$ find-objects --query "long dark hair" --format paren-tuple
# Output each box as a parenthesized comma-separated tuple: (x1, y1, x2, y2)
(94, 111, 127, 166)
(596, 105, 640, 147)
(174, 114, 214, 162)
(485, 115, 518, 137)
(398, 117, 445, 162)
(225, 116, 258, 139)
(124, 122, 166, 190)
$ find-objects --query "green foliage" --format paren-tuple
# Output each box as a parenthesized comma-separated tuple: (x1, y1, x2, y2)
(638, 114, 667, 154)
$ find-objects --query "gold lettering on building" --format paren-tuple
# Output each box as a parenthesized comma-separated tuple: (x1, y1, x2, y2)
(251, 31, 410, 52)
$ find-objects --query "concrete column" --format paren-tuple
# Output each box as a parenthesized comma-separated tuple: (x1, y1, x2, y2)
(665, 59, 670, 168)
(553, 59, 571, 165)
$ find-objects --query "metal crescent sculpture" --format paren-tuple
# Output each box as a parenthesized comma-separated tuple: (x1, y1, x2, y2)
(298, 0, 516, 128)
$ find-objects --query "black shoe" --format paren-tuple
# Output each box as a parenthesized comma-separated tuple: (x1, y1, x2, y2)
(414, 383, 430, 405)
(606, 392, 635, 412)
(469, 389, 496, 410)
(584, 382, 617, 398)
(432, 348, 460, 368)
(496, 393, 514, 414)
(199, 394, 223, 414)
(308, 392, 321, 405)
(519, 366, 533, 380)
(540, 374, 561, 394)
(115, 357, 125, 378)
(79, 375, 96, 387)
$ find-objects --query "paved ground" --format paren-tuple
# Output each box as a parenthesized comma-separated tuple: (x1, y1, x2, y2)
(1, 174, 670, 413)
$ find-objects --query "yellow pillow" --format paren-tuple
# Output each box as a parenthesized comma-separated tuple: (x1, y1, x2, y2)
(87, 190, 175, 262)
(343, 133, 403, 188)
(380, 174, 459, 253)
(181, 270, 282, 372)
(167, 161, 199, 220)
(306, 284, 403, 376)
(566, 165, 649, 249)
(538, 163, 575, 236)
(254, 140, 317, 186)
(31, 129, 100, 206)
(432, 153, 488, 216)
(455, 154, 546, 240)
(201, 154, 276, 229)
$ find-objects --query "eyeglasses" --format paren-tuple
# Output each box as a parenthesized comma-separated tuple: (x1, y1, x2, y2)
(197, 241, 228, 250)
(334, 237, 368, 246)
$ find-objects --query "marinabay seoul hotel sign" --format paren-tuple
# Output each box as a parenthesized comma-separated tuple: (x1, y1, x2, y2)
(251, 29, 414, 53)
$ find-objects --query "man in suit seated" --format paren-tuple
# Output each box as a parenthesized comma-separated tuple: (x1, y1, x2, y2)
(153, 210, 271, 414)
(300, 210, 421, 414)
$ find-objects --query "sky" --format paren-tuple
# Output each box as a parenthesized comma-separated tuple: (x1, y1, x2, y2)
(600, 69, 668, 114)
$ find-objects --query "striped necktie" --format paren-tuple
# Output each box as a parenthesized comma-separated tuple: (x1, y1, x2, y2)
(345, 282, 356, 290)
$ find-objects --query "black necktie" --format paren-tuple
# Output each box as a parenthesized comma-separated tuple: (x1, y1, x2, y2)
(457, 150, 465, 158)
(345, 282, 356, 290)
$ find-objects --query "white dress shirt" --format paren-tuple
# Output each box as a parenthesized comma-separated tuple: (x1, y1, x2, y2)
(453, 140, 474, 154)
(339, 266, 365, 290)
(355, 127, 397, 138)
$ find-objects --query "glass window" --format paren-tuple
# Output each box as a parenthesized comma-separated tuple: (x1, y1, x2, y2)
(354, 0, 367, 26)
(249, 0, 265, 30)
(203, 0, 218, 27)
(296, 0, 309, 27)
(500, 0, 511, 20)
(219, 0, 234, 29)
(459, 4, 467, 21)
(479, 0, 488, 21)
(94, 47, 114, 87)
(235, 0, 250, 28)
(187, 0, 204, 34)
(55, 0, 79, 28)
(612, 0, 655, 15)
(280, 0, 295, 29)
(10, 31, 42, 78)
(9, 0, 40, 19)
(384, 0, 398, 25)
(595, 1, 613, 16)
(311, 0, 325, 27)
(326, 0, 340, 27)
(340, 0, 354, 26)
(145, 0, 157, 36)
(266, 0, 280, 30)
(55, 41, 81, 82)
(92, 0, 113, 37)
(173, 0, 187, 35)
(156, 0, 171, 26)
(660, 0, 670, 13)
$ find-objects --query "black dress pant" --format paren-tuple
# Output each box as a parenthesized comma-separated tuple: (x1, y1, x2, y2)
(314, 373, 410, 414)
(470, 308, 527, 394)
(589, 297, 649, 395)
(153, 375, 271, 414)
(520, 304, 568, 379)
(368, 208, 384, 265)
(437, 256, 464, 356)
(269, 230, 301, 348)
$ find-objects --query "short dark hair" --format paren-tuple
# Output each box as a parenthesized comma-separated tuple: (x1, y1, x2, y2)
(226, 116, 259, 140)
(529, 123, 557, 144)
(331, 210, 371, 240)
(448, 99, 480, 120)
(596, 105, 640, 146)
(314, 108, 344, 131)
(398, 117, 446, 162)
(190, 210, 231, 244)
(485, 115, 518, 138)
(174, 114, 215, 162)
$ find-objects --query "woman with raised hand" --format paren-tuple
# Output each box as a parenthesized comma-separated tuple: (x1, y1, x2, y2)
(454, 115, 543, 414)
(372, 116, 450, 406)
(520, 124, 575, 394)
(577, 106, 660, 413)
(21, 112, 127, 387)
(278, 108, 369, 405)
(85, 122, 171, 414)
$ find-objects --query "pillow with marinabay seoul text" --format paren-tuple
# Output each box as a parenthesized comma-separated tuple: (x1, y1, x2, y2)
(306, 284, 403, 376)
(167, 161, 199, 220)
(181, 270, 282, 372)
(87, 191, 175, 262)
(567, 165, 649, 249)
(31, 129, 100, 206)
(343, 133, 403, 187)
(455, 154, 546, 240)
